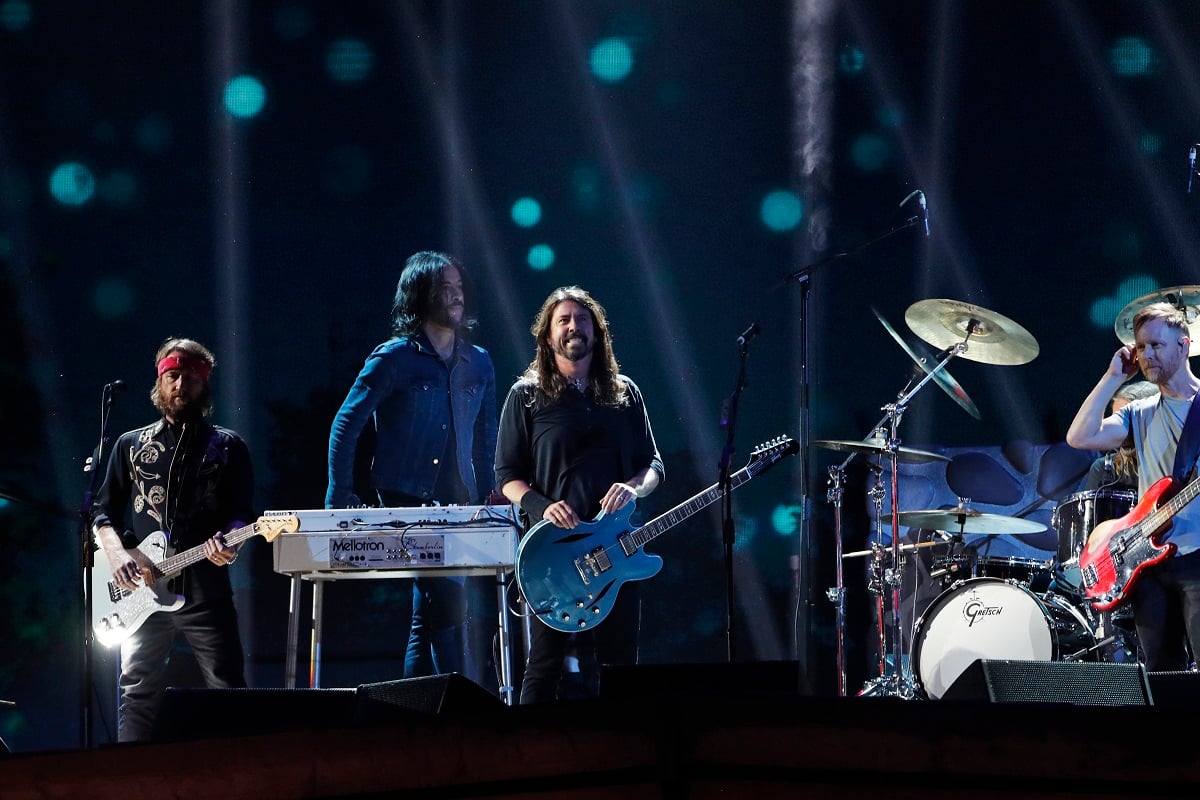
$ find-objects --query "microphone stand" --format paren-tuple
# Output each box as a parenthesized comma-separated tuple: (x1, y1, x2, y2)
(78, 382, 120, 748)
(718, 328, 756, 663)
(773, 203, 923, 685)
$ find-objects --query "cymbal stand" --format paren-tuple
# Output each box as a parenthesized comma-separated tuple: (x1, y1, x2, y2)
(825, 464, 847, 697)
(860, 339, 970, 699)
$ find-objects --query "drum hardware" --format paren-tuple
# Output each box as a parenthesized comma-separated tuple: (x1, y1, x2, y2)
(1114, 284, 1200, 356)
(820, 300, 1040, 699)
(873, 306, 981, 420)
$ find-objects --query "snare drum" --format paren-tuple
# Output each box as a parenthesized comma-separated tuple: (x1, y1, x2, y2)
(912, 578, 1095, 700)
(973, 556, 1053, 589)
(1051, 489, 1136, 594)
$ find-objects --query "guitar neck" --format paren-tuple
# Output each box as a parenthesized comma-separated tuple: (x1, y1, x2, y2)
(156, 521, 258, 579)
(1146, 475, 1200, 533)
(626, 463, 761, 551)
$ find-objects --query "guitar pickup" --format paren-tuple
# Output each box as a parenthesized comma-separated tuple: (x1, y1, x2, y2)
(1080, 564, 1097, 589)
(574, 546, 613, 584)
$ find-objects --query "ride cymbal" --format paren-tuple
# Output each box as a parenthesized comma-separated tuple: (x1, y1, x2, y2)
(1114, 285, 1200, 356)
(896, 505, 1047, 534)
(873, 306, 981, 420)
(813, 438, 950, 464)
(905, 299, 1039, 365)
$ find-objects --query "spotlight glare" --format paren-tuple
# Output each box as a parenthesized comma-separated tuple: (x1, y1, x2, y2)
(326, 38, 374, 83)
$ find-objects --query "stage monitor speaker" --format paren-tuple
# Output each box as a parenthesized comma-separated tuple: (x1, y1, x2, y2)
(1147, 671, 1200, 707)
(152, 687, 358, 742)
(599, 660, 810, 701)
(354, 673, 503, 723)
(941, 659, 1151, 705)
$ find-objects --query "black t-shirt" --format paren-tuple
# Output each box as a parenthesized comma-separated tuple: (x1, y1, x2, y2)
(494, 376, 664, 527)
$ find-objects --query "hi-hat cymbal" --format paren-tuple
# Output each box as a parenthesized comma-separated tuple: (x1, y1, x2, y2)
(905, 299, 1040, 365)
(897, 505, 1046, 534)
(813, 438, 950, 464)
(873, 307, 981, 420)
(1114, 285, 1200, 356)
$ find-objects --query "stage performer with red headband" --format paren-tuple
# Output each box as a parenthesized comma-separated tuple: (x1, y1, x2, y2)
(91, 336, 254, 742)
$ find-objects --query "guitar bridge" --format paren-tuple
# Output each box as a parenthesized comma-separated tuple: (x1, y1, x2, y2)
(573, 546, 613, 584)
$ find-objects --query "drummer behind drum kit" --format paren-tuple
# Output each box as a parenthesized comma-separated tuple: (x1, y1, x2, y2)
(821, 296, 1152, 700)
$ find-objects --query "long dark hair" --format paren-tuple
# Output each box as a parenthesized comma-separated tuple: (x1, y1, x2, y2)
(389, 251, 477, 337)
(522, 286, 627, 406)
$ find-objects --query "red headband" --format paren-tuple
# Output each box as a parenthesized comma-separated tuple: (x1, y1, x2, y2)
(157, 354, 212, 381)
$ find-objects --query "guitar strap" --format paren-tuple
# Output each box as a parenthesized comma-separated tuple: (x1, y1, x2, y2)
(1170, 391, 1200, 483)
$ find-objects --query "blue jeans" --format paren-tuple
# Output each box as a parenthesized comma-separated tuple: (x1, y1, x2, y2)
(404, 577, 466, 678)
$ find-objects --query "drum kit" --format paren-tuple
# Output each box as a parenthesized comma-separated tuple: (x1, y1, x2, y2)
(819, 295, 1156, 700)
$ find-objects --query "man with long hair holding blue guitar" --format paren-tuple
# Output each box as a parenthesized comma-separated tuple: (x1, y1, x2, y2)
(91, 337, 253, 741)
(495, 286, 665, 704)
(1068, 302, 1200, 672)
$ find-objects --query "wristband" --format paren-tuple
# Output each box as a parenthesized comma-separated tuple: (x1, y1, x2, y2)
(519, 489, 553, 523)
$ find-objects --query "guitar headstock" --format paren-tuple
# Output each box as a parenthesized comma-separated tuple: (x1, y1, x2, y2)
(750, 435, 799, 465)
(256, 511, 300, 542)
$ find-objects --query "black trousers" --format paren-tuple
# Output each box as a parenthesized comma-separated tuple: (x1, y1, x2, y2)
(1131, 550, 1200, 671)
(117, 596, 245, 742)
(519, 585, 640, 704)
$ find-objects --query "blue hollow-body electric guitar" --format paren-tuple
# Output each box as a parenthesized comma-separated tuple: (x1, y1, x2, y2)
(516, 436, 798, 633)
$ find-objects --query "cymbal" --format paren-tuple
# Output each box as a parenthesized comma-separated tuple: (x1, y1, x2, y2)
(873, 307, 981, 420)
(1114, 285, 1200, 356)
(905, 299, 1040, 365)
(813, 438, 950, 464)
(897, 505, 1047, 534)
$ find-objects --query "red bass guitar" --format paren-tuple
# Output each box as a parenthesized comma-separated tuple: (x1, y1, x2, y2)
(1078, 474, 1198, 611)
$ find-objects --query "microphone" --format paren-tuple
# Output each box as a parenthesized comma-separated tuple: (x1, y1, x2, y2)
(1189, 146, 1197, 195)
(736, 323, 761, 347)
(106, 379, 127, 393)
(917, 190, 930, 237)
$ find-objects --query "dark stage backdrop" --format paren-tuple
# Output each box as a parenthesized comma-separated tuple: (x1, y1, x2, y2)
(2, 1, 1200, 752)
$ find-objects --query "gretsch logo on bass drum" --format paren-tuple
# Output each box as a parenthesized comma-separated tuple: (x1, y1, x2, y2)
(961, 588, 1003, 626)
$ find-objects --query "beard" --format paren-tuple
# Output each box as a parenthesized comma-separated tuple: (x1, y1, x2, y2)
(429, 300, 465, 330)
(552, 334, 593, 362)
(161, 391, 205, 421)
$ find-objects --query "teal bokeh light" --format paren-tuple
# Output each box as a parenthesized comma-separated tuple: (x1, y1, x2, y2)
(838, 45, 865, 74)
(223, 75, 267, 119)
(527, 244, 555, 271)
(49, 161, 96, 207)
(273, 3, 314, 40)
(1088, 274, 1158, 329)
(771, 504, 804, 536)
(760, 190, 803, 232)
(850, 133, 891, 172)
(0, 0, 32, 32)
(590, 38, 633, 83)
(511, 197, 543, 228)
(1139, 132, 1162, 156)
(1110, 36, 1159, 77)
(93, 278, 135, 320)
(326, 38, 374, 83)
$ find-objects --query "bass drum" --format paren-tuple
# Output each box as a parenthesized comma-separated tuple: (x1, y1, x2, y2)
(1051, 489, 1136, 595)
(912, 578, 1095, 700)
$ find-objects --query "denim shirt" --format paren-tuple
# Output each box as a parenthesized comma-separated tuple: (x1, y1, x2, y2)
(326, 333, 498, 507)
